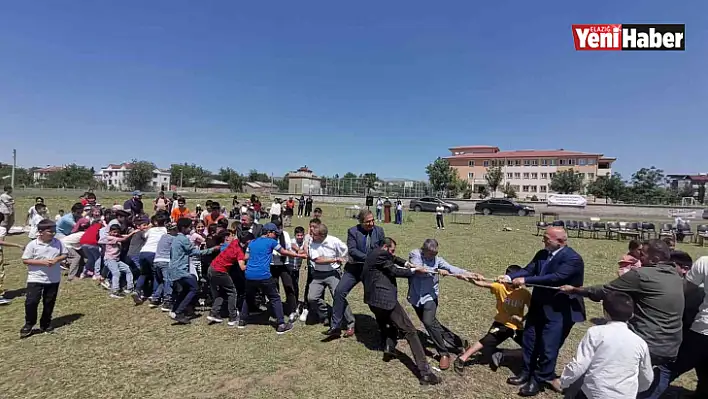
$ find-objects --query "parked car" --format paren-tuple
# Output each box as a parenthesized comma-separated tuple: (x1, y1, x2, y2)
(409, 197, 459, 213)
(475, 199, 535, 216)
(703, 209, 708, 219)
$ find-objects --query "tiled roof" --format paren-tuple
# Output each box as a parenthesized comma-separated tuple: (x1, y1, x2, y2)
(35, 166, 64, 173)
(445, 149, 603, 159)
(104, 163, 134, 170)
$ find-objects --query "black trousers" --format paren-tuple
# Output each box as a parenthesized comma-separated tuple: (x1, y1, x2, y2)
(208, 268, 238, 320)
(289, 265, 301, 306)
(436, 214, 444, 228)
(413, 299, 464, 356)
(369, 303, 429, 373)
(227, 266, 248, 312)
(271, 264, 297, 315)
(25, 282, 60, 329)
(304, 206, 312, 217)
(671, 329, 708, 395)
(297, 206, 304, 216)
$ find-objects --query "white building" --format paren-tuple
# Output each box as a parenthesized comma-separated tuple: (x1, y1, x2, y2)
(98, 163, 171, 191)
(32, 166, 65, 182)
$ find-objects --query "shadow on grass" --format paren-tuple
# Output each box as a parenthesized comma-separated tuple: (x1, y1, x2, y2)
(352, 313, 382, 350)
(3, 288, 27, 299)
(52, 313, 84, 329)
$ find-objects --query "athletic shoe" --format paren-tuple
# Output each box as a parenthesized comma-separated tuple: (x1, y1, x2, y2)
(148, 300, 162, 308)
(160, 301, 173, 312)
(100, 281, 111, 290)
(0, 296, 12, 305)
(237, 319, 247, 329)
(168, 312, 177, 319)
(174, 314, 191, 325)
(299, 309, 309, 322)
(131, 291, 144, 305)
(20, 325, 33, 339)
(227, 318, 239, 327)
(276, 323, 294, 335)
(206, 315, 223, 324)
(288, 312, 298, 323)
(40, 325, 55, 334)
(109, 292, 125, 299)
(490, 351, 503, 372)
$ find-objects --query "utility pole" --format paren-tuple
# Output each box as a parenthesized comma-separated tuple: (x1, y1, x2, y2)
(11, 149, 16, 188)
(179, 167, 183, 189)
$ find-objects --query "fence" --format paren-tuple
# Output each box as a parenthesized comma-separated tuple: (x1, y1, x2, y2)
(320, 178, 432, 198)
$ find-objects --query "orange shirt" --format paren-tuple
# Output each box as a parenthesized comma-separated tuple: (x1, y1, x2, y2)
(204, 214, 225, 227)
(171, 207, 191, 222)
(286, 200, 295, 210)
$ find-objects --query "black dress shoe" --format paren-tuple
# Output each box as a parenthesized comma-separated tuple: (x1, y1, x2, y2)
(321, 327, 341, 337)
(507, 373, 529, 386)
(518, 379, 543, 397)
(382, 350, 397, 362)
(419, 371, 441, 386)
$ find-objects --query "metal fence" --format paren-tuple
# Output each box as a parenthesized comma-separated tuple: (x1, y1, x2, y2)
(321, 178, 432, 198)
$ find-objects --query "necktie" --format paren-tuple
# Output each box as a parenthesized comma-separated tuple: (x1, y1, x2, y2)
(365, 233, 371, 253)
(541, 251, 554, 275)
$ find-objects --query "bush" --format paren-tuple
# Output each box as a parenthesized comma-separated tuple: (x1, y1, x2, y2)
(530, 195, 539, 201)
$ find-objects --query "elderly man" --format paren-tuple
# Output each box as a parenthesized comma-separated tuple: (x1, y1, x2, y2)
(504, 227, 585, 397)
(123, 191, 144, 219)
(561, 239, 684, 399)
(306, 223, 354, 329)
(325, 209, 385, 338)
(236, 213, 263, 241)
(408, 238, 469, 370)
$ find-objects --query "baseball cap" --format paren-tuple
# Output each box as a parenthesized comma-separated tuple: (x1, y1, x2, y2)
(262, 223, 279, 233)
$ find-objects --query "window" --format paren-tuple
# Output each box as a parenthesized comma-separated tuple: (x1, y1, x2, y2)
(523, 173, 530, 179)
(514, 159, 521, 166)
(578, 158, 587, 166)
(549, 159, 556, 166)
(530, 185, 537, 192)
(559, 159, 566, 165)
(531, 159, 538, 166)
(507, 173, 513, 179)
(468, 161, 475, 167)
(568, 158, 576, 165)
(468, 172, 474, 180)
(522, 185, 529, 192)
(512, 185, 520, 192)
(507, 160, 513, 166)
(483, 160, 489, 167)
(491, 160, 497, 167)
(541, 173, 548, 179)
(579, 173, 585, 179)
(524, 159, 530, 166)
(514, 173, 521, 179)
(540, 186, 547, 192)
(588, 173, 595, 179)
(541, 159, 548, 166)
(549, 172, 556, 179)
(531, 173, 538, 179)
(588, 158, 596, 165)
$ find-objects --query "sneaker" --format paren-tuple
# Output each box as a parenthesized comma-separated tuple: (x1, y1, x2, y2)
(288, 312, 298, 323)
(148, 299, 161, 308)
(276, 322, 294, 335)
(174, 314, 191, 325)
(0, 296, 12, 305)
(20, 325, 33, 339)
(60, 264, 69, 270)
(40, 325, 55, 334)
(442, 227, 445, 230)
(298, 309, 309, 322)
(227, 318, 239, 327)
(237, 319, 247, 329)
(490, 351, 503, 372)
(453, 357, 466, 375)
(93, 275, 102, 281)
(206, 315, 223, 323)
(131, 291, 144, 305)
(168, 312, 177, 320)
(419, 371, 442, 386)
(160, 301, 173, 312)
(109, 292, 125, 299)
(100, 281, 111, 290)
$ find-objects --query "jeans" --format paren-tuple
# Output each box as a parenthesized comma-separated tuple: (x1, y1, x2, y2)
(228, 266, 248, 313)
(637, 355, 675, 399)
(136, 252, 155, 298)
(376, 208, 382, 220)
(413, 299, 464, 356)
(271, 264, 297, 316)
(25, 282, 60, 329)
(241, 278, 285, 325)
(208, 267, 238, 320)
(370, 303, 430, 374)
(308, 270, 346, 323)
(105, 259, 133, 292)
(436, 214, 444, 228)
(172, 275, 198, 315)
(331, 269, 358, 329)
(81, 244, 101, 274)
(152, 261, 171, 301)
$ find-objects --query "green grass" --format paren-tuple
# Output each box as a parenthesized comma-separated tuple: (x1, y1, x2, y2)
(0, 194, 701, 399)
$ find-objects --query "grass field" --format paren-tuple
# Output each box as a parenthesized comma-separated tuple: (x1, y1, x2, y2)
(0, 194, 702, 399)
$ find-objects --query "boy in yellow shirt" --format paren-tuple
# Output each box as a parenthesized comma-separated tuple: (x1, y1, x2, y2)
(454, 265, 531, 375)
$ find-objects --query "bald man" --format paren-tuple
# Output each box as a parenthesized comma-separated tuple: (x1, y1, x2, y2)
(503, 227, 585, 397)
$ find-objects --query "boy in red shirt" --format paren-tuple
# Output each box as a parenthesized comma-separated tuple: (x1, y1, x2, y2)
(79, 220, 104, 278)
(206, 233, 248, 326)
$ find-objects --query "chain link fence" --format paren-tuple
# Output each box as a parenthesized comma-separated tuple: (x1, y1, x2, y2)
(321, 178, 432, 198)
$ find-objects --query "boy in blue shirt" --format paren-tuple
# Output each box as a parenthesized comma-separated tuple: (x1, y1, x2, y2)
(238, 223, 306, 334)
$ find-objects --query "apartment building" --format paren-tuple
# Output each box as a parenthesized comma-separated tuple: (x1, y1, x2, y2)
(32, 165, 65, 182)
(445, 146, 615, 199)
(97, 163, 171, 191)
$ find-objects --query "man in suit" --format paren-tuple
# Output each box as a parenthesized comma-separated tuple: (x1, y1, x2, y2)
(325, 209, 385, 337)
(236, 213, 263, 242)
(362, 237, 441, 386)
(503, 226, 585, 397)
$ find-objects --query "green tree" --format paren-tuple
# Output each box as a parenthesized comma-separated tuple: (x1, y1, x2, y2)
(0, 165, 33, 187)
(502, 182, 517, 199)
(217, 167, 245, 192)
(698, 183, 706, 204)
(341, 172, 357, 195)
(425, 157, 456, 195)
(485, 166, 504, 197)
(171, 163, 213, 188)
(630, 166, 666, 204)
(44, 164, 95, 188)
(126, 160, 156, 191)
(586, 173, 627, 203)
(549, 169, 584, 194)
(247, 169, 270, 183)
(360, 173, 379, 190)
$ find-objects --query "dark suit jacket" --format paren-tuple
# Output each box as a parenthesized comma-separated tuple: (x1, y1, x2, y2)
(362, 248, 413, 310)
(236, 223, 263, 241)
(347, 224, 385, 267)
(509, 246, 586, 323)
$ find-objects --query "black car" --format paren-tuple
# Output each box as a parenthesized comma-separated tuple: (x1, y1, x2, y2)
(475, 199, 535, 216)
(409, 197, 459, 213)
(703, 209, 708, 220)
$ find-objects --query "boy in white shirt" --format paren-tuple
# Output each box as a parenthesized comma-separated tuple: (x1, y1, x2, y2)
(560, 291, 653, 399)
(21, 219, 68, 338)
(28, 203, 48, 239)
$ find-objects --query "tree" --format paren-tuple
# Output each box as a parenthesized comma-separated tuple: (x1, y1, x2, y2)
(586, 173, 626, 203)
(549, 169, 584, 194)
(44, 164, 95, 189)
(629, 167, 667, 204)
(502, 182, 517, 199)
(171, 163, 214, 188)
(217, 167, 245, 192)
(126, 160, 156, 191)
(425, 158, 456, 195)
(341, 172, 358, 195)
(699, 183, 706, 204)
(247, 169, 270, 183)
(360, 173, 379, 191)
(485, 166, 504, 197)
(0, 165, 33, 187)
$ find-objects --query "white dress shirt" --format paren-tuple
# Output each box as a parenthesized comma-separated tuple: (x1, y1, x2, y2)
(560, 321, 653, 399)
(270, 203, 282, 216)
(308, 235, 348, 272)
(686, 256, 708, 335)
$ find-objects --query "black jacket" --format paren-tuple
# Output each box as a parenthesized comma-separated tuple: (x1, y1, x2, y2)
(362, 248, 413, 310)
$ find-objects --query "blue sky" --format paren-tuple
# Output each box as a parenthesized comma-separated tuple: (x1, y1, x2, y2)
(0, 1, 704, 180)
